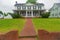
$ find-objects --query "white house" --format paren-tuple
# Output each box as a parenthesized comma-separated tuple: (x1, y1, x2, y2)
(0, 14, 3, 19)
(13, 1, 45, 17)
(49, 3, 60, 18)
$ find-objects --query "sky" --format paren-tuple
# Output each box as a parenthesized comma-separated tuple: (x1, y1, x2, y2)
(0, 0, 60, 13)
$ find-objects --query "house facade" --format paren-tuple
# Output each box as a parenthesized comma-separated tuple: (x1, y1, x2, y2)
(0, 14, 3, 19)
(49, 3, 60, 18)
(13, 1, 45, 17)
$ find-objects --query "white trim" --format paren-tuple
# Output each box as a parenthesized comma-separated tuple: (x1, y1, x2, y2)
(19, 11, 20, 15)
(32, 11, 33, 17)
(26, 11, 27, 17)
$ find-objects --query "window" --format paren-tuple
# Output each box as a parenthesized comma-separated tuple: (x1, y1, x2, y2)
(22, 6, 26, 10)
(52, 14, 54, 16)
(21, 11, 26, 16)
(33, 13, 36, 16)
(33, 6, 36, 10)
(17, 6, 21, 10)
(23, 13, 26, 16)
(38, 6, 41, 10)
(27, 6, 31, 10)
(27, 11, 31, 16)
(55, 14, 58, 16)
(33, 11, 38, 16)
(59, 13, 60, 15)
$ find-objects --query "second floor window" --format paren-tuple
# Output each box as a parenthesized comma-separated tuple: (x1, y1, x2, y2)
(17, 7, 21, 10)
(22, 6, 26, 10)
(33, 6, 36, 10)
(38, 6, 41, 10)
(27, 6, 31, 10)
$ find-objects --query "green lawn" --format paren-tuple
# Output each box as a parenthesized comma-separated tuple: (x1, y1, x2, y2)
(0, 18, 60, 34)
(33, 18, 60, 32)
(0, 19, 26, 33)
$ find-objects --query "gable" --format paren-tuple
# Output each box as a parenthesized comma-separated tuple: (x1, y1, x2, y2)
(49, 3, 60, 11)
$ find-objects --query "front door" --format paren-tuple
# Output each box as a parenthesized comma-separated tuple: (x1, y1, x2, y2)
(27, 11, 32, 17)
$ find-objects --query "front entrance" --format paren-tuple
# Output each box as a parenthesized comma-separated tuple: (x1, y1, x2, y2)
(27, 11, 32, 17)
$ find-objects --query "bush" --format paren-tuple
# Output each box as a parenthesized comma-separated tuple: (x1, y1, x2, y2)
(41, 12, 50, 18)
(8, 13, 22, 19)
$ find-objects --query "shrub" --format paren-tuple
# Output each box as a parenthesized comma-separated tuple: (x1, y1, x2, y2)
(41, 12, 50, 18)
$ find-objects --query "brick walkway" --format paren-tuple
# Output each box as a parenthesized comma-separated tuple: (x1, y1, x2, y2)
(19, 18, 36, 40)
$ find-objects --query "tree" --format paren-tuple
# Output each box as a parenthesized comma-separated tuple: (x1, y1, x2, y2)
(0, 11, 4, 19)
(26, 0, 37, 4)
(0, 11, 3, 15)
(8, 13, 22, 19)
(41, 12, 50, 18)
(4, 13, 8, 16)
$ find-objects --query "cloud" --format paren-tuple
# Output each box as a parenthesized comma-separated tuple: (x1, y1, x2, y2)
(37, 0, 59, 9)
(0, 0, 60, 13)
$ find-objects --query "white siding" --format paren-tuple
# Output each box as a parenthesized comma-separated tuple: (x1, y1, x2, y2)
(49, 4, 60, 18)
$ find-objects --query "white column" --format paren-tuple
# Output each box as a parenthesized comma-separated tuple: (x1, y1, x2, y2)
(31, 6, 33, 10)
(19, 11, 20, 15)
(32, 11, 33, 17)
(39, 11, 40, 17)
(26, 11, 27, 17)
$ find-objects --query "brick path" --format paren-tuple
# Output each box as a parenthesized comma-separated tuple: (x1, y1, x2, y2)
(19, 18, 36, 40)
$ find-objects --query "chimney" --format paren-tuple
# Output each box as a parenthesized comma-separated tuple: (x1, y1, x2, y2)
(15, 1, 17, 4)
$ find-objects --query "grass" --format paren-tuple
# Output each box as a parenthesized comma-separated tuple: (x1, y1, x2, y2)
(0, 18, 60, 34)
(0, 19, 26, 33)
(33, 18, 60, 32)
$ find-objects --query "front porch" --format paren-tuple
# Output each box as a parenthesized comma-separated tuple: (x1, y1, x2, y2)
(20, 11, 40, 17)
(13, 10, 45, 17)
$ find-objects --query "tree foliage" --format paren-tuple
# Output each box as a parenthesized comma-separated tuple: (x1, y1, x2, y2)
(4, 13, 8, 16)
(26, 0, 37, 4)
(0, 11, 8, 16)
(41, 12, 50, 18)
(8, 13, 22, 18)
(0, 11, 3, 15)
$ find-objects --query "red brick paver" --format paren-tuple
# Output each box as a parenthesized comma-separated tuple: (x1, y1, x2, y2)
(0, 30, 18, 40)
(19, 18, 36, 40)
(38, 30, 60, 40)
(19, 38, 36, 40)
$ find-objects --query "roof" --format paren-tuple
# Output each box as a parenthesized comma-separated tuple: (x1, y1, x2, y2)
(54, 3, 60, 6)
(49, 3, 60, 11)
(14, 3, 44, 6)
